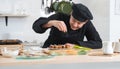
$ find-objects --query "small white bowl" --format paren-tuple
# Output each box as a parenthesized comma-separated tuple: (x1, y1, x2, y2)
(1, 50, 19, 58)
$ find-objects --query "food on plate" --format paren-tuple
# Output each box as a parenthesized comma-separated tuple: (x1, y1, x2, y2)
(65, 49, 78, 55)
(42, 48, 51, 55)
(73, 45, 91, 51)
(20, 45, 92, 57)
(49, 44, 71, 49)
(21, 48, 51, 57)
(50, 49, 78, 55)
(48, 44, 92, 55)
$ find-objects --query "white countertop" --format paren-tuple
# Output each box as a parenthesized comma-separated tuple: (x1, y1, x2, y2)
(0, 49, 120, 66)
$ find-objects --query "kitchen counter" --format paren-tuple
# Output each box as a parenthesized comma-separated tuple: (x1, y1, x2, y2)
(0, 49, 120, 69)
(0, 49, 120, 65)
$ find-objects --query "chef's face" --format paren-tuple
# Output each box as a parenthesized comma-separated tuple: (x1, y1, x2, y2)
(69, 15, 88, 30)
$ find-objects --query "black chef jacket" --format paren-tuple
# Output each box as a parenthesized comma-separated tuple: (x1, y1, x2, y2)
(32, 13, 102, 49)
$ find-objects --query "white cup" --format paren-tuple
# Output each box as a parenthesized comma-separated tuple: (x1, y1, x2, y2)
(114, 42, 120, 53)
(102, 41, 115, 55)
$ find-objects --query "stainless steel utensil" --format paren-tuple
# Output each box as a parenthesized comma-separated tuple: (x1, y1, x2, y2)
(41, 0, 44, 10)
(45, 0, 51, 14)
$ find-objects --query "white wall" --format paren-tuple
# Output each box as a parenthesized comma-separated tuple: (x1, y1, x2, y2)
(0, 0, 111, 43)
(110, 0, 120, 42)
(79, 0, 110, 41)
(0, 0, 50, 43)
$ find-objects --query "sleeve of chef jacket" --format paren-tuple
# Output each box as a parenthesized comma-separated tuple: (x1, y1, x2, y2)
(32, 13, 61, 33)
(77, 21, 102, 49)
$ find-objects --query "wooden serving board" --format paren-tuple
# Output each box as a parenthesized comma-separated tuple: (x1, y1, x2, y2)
(49, 48, 89, 56)
(88, 51, 120, 57)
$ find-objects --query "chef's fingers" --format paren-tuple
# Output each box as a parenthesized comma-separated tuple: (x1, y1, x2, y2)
(56, 21, 66, 32)
(51, 20, 67, 32)
(57, 23, 63, 31)
(61, 21, 67, 32)
(59, 21, 67, 32)
(51, 21, 63, 31)
(58, 22, 64, 32)
(65, 43, 75, 47)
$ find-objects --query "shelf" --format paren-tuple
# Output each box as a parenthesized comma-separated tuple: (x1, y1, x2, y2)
(0, 14, 28, 17)
(0, 14, 28, 26)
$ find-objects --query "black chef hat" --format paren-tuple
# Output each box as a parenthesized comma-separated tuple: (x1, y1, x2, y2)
(72, 3, 93, 22)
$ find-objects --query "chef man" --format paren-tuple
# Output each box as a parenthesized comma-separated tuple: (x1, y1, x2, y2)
(32, 3, 102, 49)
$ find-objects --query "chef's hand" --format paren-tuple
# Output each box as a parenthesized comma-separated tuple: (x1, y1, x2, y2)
(65, 43, 75, 48)
(43, 20, 67, 32)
